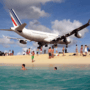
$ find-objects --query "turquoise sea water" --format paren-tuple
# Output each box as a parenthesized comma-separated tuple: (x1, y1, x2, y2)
(0, 66, 90, 90)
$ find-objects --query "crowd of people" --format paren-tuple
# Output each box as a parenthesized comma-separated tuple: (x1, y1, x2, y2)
(48, 46, 66, 59)
(5, 50, 14, 56)
(75, 45, 90, 56)
(23, 47, 43, 56)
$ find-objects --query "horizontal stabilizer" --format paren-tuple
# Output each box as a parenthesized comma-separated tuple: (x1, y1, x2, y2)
(0, 29, 13, 31)
(15, 23, 26, 32)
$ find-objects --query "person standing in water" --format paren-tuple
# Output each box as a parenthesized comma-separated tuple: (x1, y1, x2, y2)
(54, 67, 57, 70)
(48, 47, 52, 59)
(21, 64, 27, 70)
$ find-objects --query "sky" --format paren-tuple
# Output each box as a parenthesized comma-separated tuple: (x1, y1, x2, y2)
(0, 0, 90, 55)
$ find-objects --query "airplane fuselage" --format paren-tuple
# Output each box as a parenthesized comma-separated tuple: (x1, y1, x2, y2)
(14, 28, 69, 45)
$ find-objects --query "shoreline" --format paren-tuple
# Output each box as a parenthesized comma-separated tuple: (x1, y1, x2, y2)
(0, 53, 90, 67)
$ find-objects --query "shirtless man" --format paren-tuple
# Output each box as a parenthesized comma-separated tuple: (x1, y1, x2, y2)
(80, 45, 83, 56)
(48, 47, 52, 59)
(21, 64, 27, 70)
(52, 46, 54, 58)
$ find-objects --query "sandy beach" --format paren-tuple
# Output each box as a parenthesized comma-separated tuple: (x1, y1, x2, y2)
(0, 53, 90, 67)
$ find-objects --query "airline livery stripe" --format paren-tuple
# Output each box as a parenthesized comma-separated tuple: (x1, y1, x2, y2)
(10, 9, 21, 26)
(12, 9, 22, 25)
(11, 17, 17, 26)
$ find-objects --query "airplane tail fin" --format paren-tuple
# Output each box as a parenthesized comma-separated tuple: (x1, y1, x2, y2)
(9, 9, 22, 27)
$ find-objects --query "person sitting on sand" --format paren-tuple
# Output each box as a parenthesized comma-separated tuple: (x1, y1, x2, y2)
(80, 45, 83, 56)
(48, 47, 52, 59)
(62, 47, 65, 56)
(54, 67, 57, 70)
(76, 44, 78, 56)
(31, 51, 35, 62)
(21, 64, 27, 70)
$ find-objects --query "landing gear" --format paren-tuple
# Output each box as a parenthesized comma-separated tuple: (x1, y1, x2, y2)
(45, 44, 48, 47)
(66, 44, 68, 48)
(54, 44, 57, 47)
(38, 42, 43, 49)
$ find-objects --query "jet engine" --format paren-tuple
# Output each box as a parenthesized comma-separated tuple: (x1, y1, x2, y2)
(19, 40, 27, 44)
(75, 32, 82, 38)
(63, 37, 71, 44)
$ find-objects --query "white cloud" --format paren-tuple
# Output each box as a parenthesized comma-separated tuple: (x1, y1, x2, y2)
(51, 19, 88, 46)
(0, 37, 14, 48)
(51, 19, 88, 37)
(22, 48, 28, 52)
(30, 6, 49, 17)
(28, 20, 51, 32)
(17, 52, 22, 55)
(2, 0, 63, 19)
(17, 48, 28, 55)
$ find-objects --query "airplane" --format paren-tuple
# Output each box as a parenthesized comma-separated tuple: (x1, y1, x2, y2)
(0, 9, 90, 48)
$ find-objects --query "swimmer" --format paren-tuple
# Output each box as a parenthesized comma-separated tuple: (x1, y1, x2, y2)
(54, 67, 57, 70)
(21, 64, 27, 70)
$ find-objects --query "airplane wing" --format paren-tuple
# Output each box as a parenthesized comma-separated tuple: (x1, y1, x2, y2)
(3, 36, 30, 42)
(53, 19, 90, 41)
